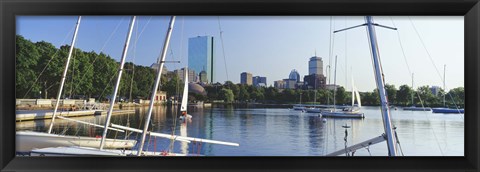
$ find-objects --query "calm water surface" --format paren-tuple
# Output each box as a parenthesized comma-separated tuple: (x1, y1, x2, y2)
(16, 106, 464, 156)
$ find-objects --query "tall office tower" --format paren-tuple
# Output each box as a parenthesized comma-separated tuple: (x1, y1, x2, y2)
(188, 36, 215, 83)
(240, 72, 253, 85)
(308, 56, 324, 75)
(253, 76, 267, 87)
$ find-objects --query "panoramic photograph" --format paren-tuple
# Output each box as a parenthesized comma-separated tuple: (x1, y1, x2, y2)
(15, 16, 464, 156)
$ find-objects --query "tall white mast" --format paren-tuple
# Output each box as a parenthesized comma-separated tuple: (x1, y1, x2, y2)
(48, 16, 82, 134)
(333, 55, 337, 110)
(137, 16, 176, 156)
(443, 64, 446, 107)
(365, 16, 397, 156)
(99, 16, 136, 150)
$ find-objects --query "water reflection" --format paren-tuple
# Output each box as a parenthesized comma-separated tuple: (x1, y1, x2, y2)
(16, 106, 464, 156)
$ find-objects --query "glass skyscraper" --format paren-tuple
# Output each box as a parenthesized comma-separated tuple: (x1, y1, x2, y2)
(188, 36, 214, 83)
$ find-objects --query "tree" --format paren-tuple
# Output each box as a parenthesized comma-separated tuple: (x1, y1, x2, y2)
(396, 85, 413, 106)
(385, 84, 397, 105)
(219, 88, 234, 103)
(238, 85, 250, 102)
(335, 86, 348, 105)
(447, 87, 464, 107)
(16, 35, 41, 98)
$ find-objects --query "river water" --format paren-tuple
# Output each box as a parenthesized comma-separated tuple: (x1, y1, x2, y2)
(16, 105, 464, 156)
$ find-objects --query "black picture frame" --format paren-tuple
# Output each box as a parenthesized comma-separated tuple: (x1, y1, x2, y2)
(1, 0, 478, 171)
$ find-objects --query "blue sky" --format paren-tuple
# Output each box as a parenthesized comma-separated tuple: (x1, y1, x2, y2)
(17, 16, 464, 92)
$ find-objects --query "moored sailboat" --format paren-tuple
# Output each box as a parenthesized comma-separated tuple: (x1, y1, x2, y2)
(16, 16, 137, 154)
(321, 71, 364, 118)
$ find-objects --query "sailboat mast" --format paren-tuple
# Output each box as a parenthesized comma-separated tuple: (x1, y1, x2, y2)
(137, 16, 176, 156)
(443, 64, 446, 107)
(411, 73, 414, 106)
(365, 16, 397, 156)
(99, 16, 136, 150)
(48, 16, 81, 134)
(333, 55, 337, 110)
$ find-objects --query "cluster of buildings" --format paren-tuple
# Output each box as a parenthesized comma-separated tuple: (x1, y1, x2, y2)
(273, 56, 336, 90)
(240, 72, 267, 87)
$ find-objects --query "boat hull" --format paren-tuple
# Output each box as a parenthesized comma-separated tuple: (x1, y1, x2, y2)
(321, 112, 364, 118)
(16, 131, 137, 153)
(305, 108, 333, 113)
(431, 108, 464, 114)
(29, 146, 194, 156)
(403, 107, 432, 111)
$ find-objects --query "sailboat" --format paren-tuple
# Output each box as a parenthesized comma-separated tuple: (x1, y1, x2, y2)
(305, 77, 332, 113)
(29, 16, 239, 156)
(179, 67, 192, 120)
(327, 16, 399, 156)
(321, 62, 364, 118)
(432, 65, 464, 114)
(16, 16, 136, 154)
(403, 73, 431, 111)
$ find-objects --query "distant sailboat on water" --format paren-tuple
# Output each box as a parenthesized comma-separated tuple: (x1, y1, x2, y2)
(180, 67, 192, 121)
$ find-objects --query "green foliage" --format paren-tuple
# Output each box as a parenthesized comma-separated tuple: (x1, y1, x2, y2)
(396, 85, 413, 106)
(219, 88, 234, 103)
(15, 35, 156, 101)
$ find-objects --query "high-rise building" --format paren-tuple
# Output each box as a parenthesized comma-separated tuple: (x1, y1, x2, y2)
(188, 36, 215, 83)
(240, 72, 253, 85)
(304, 74, 326, 89)
(174, 67, 196, 83)
(274, 80, 285, 89)
(253, 76, 267, 87)
(289, 69, 301, 82)
(308, 56, 323, 75)
(283, 79, 297, 89)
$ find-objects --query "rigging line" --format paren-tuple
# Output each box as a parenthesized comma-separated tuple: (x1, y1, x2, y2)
(68, 47, 76, 98)
(71, 17, 126, 96)
(389, 17, 412, 76)
(408, 17, 463, 116)
(390, 17, 427, 110)
(408, 16, 458, 108)
(421, 109, 445, 155)
(22, 24, 76, 99)
(345, 17, 348, 89)
(218, 16, 229, 81)
(408, 17, 445, 84)
(128, 17, 140, 103)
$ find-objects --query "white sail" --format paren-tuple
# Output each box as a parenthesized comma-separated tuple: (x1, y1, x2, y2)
(355, 86, 362, 107)
(351, 77, 355, 107)
(180, 68, 189, 112)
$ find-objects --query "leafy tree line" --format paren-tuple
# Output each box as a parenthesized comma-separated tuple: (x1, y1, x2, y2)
(16, 35, 158, 101)
(199, 82, 464, 108)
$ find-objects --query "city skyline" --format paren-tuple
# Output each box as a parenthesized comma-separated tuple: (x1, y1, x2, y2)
(16, 16, 464, 91)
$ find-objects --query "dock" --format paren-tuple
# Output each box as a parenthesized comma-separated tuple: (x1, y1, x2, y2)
(16, 110, 135, 122)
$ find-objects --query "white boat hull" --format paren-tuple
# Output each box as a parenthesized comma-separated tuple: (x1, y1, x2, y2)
(29, 146, 194, 156)
(16, 131, 137, 153)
